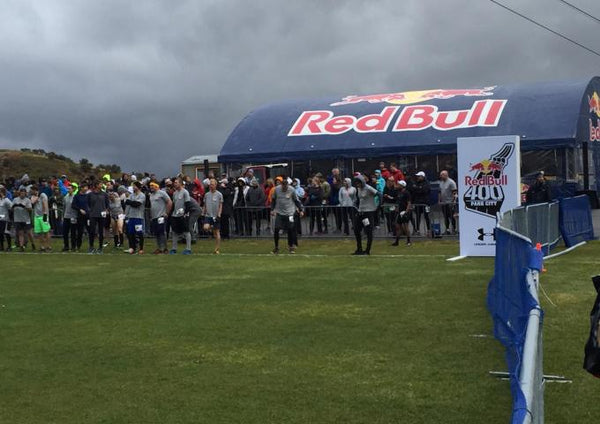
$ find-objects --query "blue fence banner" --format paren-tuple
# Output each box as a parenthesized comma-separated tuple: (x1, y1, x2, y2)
(559, 195, 594, 247)
(487, 228, 544, 423)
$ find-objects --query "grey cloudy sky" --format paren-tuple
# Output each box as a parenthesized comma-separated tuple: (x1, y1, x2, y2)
(1, 0, 599, 176)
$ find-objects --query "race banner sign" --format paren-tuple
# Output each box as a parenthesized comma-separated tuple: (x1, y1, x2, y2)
(457, 135, 521, 256)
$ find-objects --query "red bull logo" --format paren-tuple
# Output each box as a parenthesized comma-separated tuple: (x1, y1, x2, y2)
(330, 87, 496, 107)
(288, 99, 507, 136)
(468, 159, 503, 174)
(463, 142, 514, 217)
(589, 92, 600, 118)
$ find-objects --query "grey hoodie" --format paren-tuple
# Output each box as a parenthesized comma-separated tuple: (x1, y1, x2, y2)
(354, 175, 378, 212)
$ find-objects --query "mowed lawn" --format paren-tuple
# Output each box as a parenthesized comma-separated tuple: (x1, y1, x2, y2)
(0, 238, 597, 423)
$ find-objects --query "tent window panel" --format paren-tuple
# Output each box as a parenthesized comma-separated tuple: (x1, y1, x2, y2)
(308, 160, 337, 177)
(352, 156, 397, 176)
(416, 155, 437, 179)
(521, 150, 559, 178)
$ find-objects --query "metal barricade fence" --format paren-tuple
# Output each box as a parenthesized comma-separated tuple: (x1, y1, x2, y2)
(497, 201, 560, 255)
(228, 204, 449, 238)
(48, 204, 459, 240)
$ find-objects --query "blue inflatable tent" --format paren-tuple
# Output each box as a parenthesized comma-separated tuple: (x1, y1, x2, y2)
(219, 78, 600, 191)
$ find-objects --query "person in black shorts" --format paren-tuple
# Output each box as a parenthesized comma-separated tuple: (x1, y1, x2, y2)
(392, 180, 412, 247)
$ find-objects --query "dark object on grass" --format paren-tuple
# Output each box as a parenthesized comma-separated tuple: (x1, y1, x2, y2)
(583, 275, 600, 377)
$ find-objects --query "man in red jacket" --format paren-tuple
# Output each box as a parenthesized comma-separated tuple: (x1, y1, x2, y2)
(389, 163, 405, 182)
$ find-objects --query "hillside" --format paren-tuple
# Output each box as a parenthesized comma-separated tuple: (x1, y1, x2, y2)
(0, 149, 121, 183)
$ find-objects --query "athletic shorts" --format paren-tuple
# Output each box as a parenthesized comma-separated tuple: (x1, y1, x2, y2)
(171, 216, 189, 234)
(150, 218, 166, 236)
(203, 216, 220, 231)
(274, 214, 294, 232)
(396, 211, 412, 224)
(126, 218, 145, 235)
(34, 216, 51, 234)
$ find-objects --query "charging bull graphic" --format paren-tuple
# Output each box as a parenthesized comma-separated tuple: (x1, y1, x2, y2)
(463, 143, 515, 218)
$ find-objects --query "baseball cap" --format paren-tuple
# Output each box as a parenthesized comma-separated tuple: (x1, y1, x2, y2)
(398, 180, 407, 187)
(416, 171, 426, 177)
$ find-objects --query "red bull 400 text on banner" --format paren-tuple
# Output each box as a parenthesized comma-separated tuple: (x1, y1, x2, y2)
(457, 136, 521, 256)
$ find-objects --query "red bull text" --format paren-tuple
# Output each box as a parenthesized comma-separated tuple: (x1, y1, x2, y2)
(288, 100, 507, 136)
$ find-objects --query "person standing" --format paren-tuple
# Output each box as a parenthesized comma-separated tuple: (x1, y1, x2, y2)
(149, 182, 173, 254)
(203, 179, 224, 254)
(124, 181, 146, 254)
(245, 178, 266, 236)
(382, 177, 399, 236)
(0, 187, 13, 251)
(318, 173, 331, 233)
(71, 182, 89, 251)
(11, 188, 33, 252)
(169, 177, 193, 255)
(109, 188, 126, 248)
(233, 177, 249, 236)
(218, 178, 234, 239)
(338, 177, 356, 236)
(270, 177, 303, 254)
(61, 184, 77, 251)
(305, 177, 324, 235)
(392, 180, 412, 246)
(526, 171, 553, 204)
(438, 170, 458, 234)
(30, 185, 51, 252)
(409, 171, 431, 236)
(352, 174, 378, 255)
(87, 181, 110, 254)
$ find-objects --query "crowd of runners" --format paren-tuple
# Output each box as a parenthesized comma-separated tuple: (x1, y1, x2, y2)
(0, 162, 460, 255)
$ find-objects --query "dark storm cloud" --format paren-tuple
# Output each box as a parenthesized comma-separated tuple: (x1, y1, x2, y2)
(1, 0, 599, 176)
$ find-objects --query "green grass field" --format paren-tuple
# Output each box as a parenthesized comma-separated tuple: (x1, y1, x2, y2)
(0, 238, 598, 423)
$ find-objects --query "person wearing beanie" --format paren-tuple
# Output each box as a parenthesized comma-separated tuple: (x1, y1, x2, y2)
(352, 174, 378, 255)
(392, 180, 412, 247)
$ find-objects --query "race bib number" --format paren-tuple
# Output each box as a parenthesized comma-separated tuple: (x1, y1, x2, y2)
(362, 218, 370, 226)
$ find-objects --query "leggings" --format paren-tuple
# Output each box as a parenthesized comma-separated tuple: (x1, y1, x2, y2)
(354, 211, 375, 253)
(88, 217, 105, 248)
(62, 218, 77, 249)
